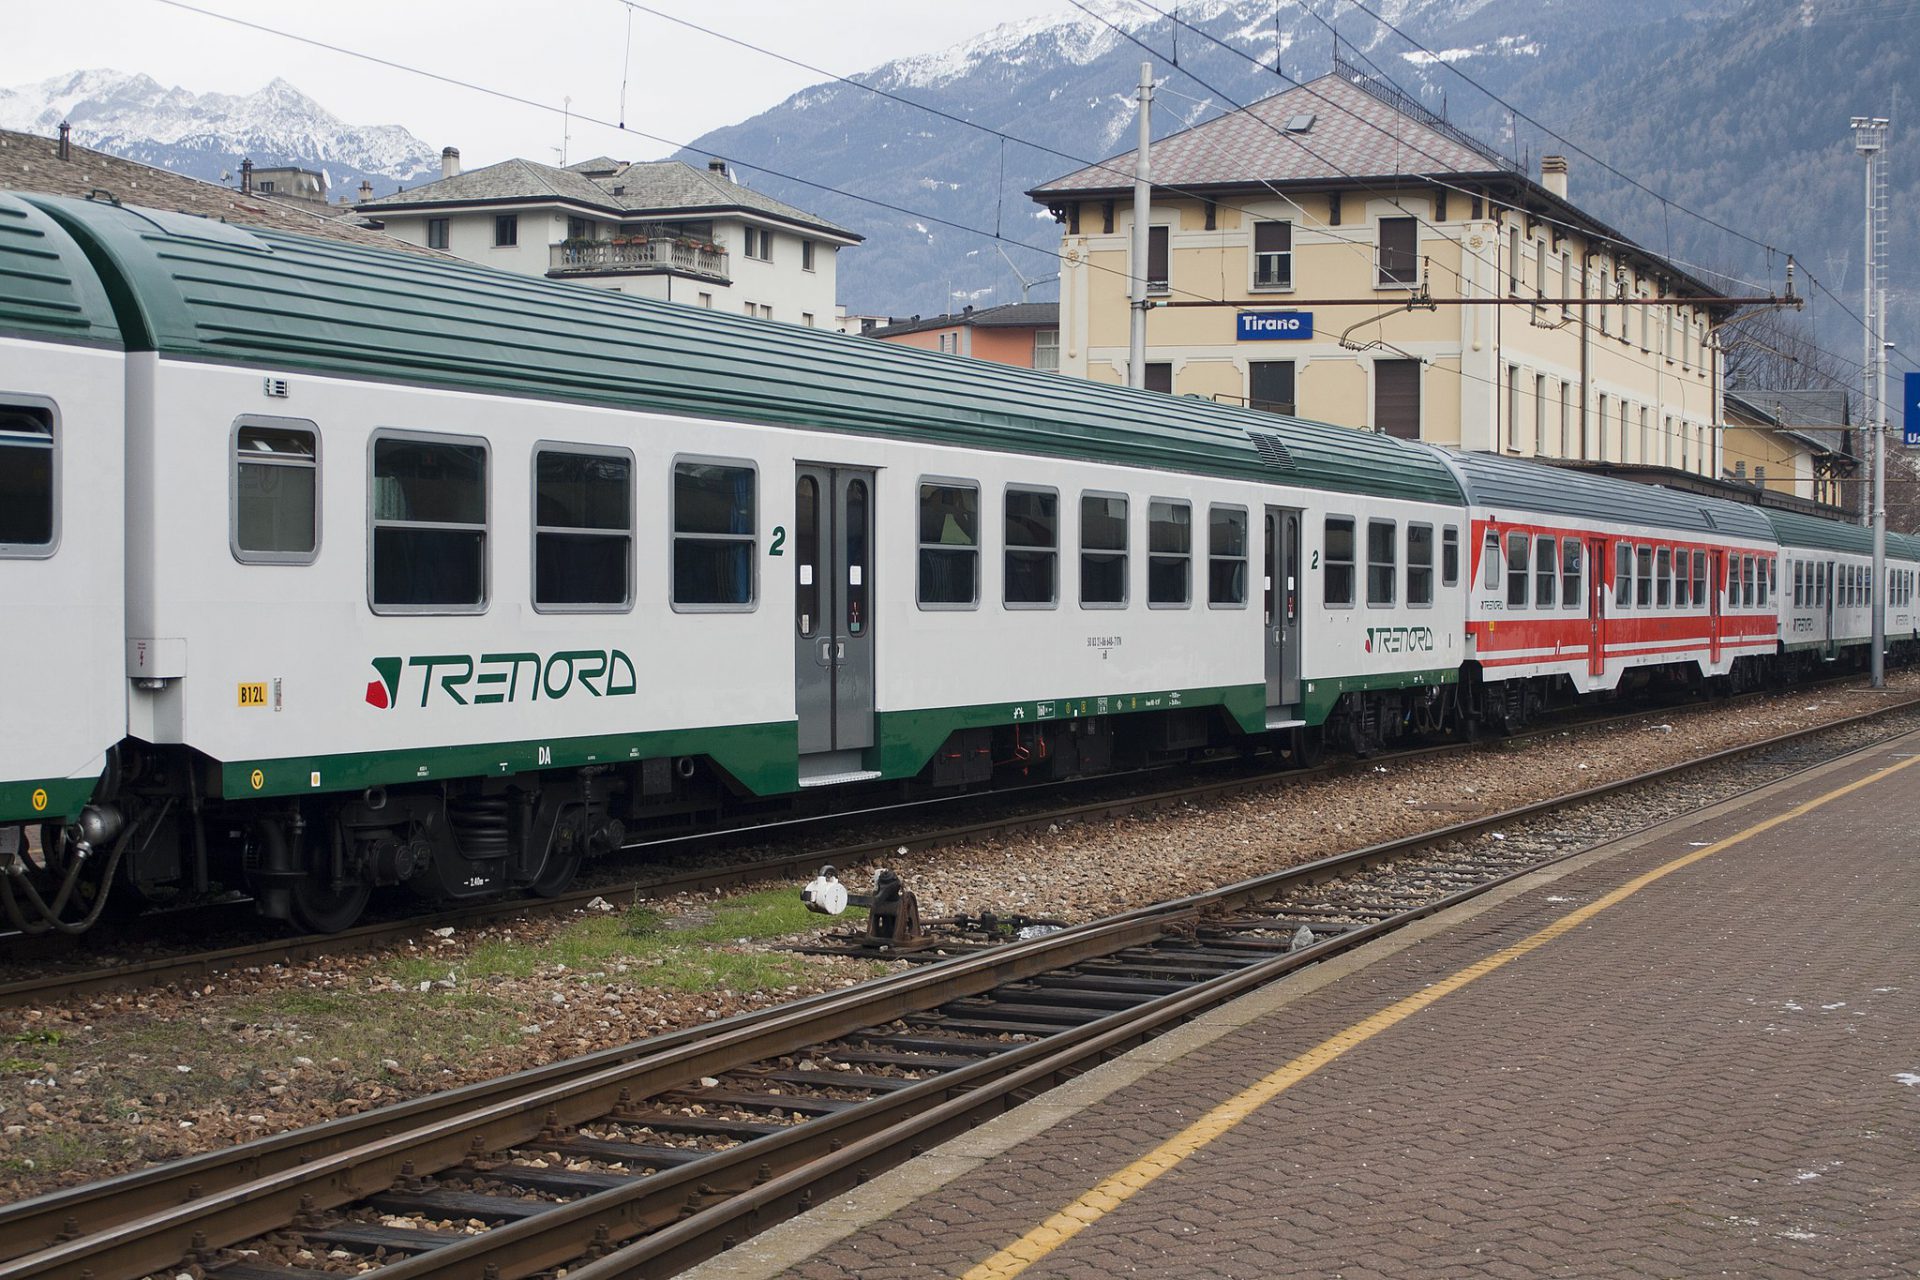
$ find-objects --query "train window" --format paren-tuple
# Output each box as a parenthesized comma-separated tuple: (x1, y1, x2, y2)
(1742, 556, 1755, 608)
(1794, 562, 1804, 608)
(795, 476, 820, 636)
(369, 432, 488, 613)
(1209, 506, 1249, 608)
(1081, 493, 1129, 607)
(1324, 517, 1355, 607)
(1615, 543, 1632, 608)
(232, 419, 318, 564)
(0, 404, 56, 556)
(1757, 556, 1769, 609)
(1407, 523, 1434, 608)
(1505, 531, 1529, 608)
(1635, 546, 1652, 608)
(918, 480, 979, 608)
(1534, 536, 1555, 607)
(1004, 486, 1058, 608)
(1368, 520, 1397, 606)
(1482, 531, 1500, 592)
(1655, 548, 1671, 608)
(1675, 551, 1690, 609)
(846, 479, 870, 633)
(533, 446, 632, 611)
(1441, 526, 1460, 587)
(671, 458, 756, 610)
(1693, 550, 1707, 605)
(1148, 500, 1192, 608)
(1561, 539, 1582, 608)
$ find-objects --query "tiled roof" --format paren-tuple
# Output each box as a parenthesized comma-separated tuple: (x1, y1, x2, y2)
(360, 156, 860, 240)
(868, 302, 1058, 337)
(1744, 388, 1850, 428)
(1030, 74, 1507, 198)
(0, 127, 448, 257)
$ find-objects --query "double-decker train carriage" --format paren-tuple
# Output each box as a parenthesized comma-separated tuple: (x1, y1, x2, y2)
(2, 189, 1916, 936)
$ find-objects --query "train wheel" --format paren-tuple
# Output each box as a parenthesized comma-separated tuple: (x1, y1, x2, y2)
(527, 847, 583, 898)
(1287, 725, 1326, 769)
(289, 872, 371, 934)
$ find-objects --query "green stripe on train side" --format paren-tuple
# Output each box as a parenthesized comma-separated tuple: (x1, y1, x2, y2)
(1300, 667, 1460, 724)
(0, 776, 99, 826)
(220, 720, 799, 802)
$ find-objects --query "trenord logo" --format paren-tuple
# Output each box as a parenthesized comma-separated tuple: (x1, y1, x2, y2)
(366, 650, 638, 709)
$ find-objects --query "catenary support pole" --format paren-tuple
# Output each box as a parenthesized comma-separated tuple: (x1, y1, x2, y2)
(1128, 62, 1152, 389)
(1854, 116, 1889, 687)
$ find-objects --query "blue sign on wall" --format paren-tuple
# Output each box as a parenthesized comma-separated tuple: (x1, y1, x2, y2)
(1906, 371, 1920, 447)
(1237, 311, 1313, 341)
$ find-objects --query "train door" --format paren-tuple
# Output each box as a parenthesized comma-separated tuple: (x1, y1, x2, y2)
(1708, 550, 1725, 665)
(1263, 507, 1302, 712)
(1587, 537, 1607, 678)
(793, 465, 877, 782)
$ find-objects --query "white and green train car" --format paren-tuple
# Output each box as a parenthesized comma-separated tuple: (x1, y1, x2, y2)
(1765, 508, 1920, 673)
(0, 193, 1468, 932)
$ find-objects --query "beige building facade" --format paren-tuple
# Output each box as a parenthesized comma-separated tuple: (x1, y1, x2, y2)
(1030, 70, 1732, 480)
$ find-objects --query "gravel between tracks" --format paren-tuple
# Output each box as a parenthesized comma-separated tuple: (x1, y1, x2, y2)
(3, 675, 1917, 1204)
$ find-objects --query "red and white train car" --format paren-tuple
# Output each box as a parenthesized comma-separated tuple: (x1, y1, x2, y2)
(1435, 450, 1782, 713)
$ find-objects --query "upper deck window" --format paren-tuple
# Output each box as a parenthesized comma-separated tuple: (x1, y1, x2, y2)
(233, 420, 318, 563)
(0, 406, 56, 556)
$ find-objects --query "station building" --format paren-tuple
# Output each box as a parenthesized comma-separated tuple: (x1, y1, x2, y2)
(1027, 60, 1746, 481)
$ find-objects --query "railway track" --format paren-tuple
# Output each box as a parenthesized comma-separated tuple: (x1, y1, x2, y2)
(0, 683, 1872, 1011)
(1, 694, 1914, 1280)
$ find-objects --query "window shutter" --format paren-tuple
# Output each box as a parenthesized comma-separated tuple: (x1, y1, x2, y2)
(1147, 226, 1169, 288)
(1254, 221, 1290, 254)
(1375, 360, 1421, 439)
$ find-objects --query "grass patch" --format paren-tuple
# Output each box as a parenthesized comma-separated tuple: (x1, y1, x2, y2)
(380, 888, 872, 995)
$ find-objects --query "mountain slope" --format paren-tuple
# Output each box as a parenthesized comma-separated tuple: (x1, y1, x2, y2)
(0, 69, 439, 199)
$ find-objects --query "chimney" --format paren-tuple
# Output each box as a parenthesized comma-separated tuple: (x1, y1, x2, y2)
(441, 146, 460, 180)
(707, 158, 731, 182)
(240, 158, 254, 194)
(1540, 154, 1568, 200)
(56, 120, 71, 161)
(357, 179, 374, 203)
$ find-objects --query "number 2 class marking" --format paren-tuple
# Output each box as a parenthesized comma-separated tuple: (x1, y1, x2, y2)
(769, 526, 787, 556)
(1311, 550, 1320, 569)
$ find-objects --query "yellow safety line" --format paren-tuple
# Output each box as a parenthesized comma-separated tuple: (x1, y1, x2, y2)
(959, 749, 1920, 1280)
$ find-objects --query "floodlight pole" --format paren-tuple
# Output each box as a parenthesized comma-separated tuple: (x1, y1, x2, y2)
(1128, 62, 1153, 389)
(1854, 115, 1889, 687)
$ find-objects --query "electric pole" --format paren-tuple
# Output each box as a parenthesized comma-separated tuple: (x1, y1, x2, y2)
(1128, 62, 1153, 389)
(1853, 115, 1889, 687)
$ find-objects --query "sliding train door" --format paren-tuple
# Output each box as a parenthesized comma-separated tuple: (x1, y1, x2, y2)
(793, 465, 876, 782)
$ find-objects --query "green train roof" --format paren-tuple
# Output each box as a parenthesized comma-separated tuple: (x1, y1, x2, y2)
(1762, 507, 1920, 561)
(19, 191, 1461, 505)
(0, 193, 121, 346)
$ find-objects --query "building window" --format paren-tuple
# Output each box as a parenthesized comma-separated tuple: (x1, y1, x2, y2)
(1374, 359, 1421, 439)
(802, 312, 816, 327)
(1533, 374, 1547, 455)
(1407, 523, 1434, 607)
(1004, 486, 1058, 608)
(918, 480, 979, 608)
(369, 433, 488, 614)
(1560, 250, 1573, 320)
(493, 215, 518, 247)
(0, 405, 55, 555)
(1144, 363, 1173, 394)
(567, 216, 590, 241)
(1250, 361, 1295, 415)
(1147, 499, 1191, 607)
(1368, 520, 1397, 606)
(1377, 216, 1418, 286)
(1209, 506, 1248, 607)
(1253, 220, 1292, 289)
(1508, 226, 1520, 293)
(1081, 493, 1129, 607)
(801, 239, 815, 271)
(426, 217, 450, 250)
(534, 446, 632, 611)
(672, 460, 755, 609)
(698, 292, 713, 308)
(1147, 225, 1169, 293)
(1034, 329, 1060, 372)
(1324, 517, 1355, 607)
(233, 419, 318, 563)
(1504, 364, 1519, 453)
(744, 227, 773, 261)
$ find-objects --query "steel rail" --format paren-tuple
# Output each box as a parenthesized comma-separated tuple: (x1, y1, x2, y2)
(1, 693, 1913, 1277)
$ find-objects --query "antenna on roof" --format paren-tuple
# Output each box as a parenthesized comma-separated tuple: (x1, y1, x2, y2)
(561, 95, 572, 167)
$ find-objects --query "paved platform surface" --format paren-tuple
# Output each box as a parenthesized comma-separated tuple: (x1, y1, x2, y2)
(689, 730, 1920, 1280)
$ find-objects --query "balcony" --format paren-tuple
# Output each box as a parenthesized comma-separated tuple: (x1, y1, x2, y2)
(548, 238, 730, 284)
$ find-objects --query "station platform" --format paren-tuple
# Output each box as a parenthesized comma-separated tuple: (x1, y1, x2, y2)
(689, 728, 1920, 1280)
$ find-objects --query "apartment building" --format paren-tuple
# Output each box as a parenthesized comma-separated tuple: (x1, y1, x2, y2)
(866, 303, 1060, 369)
(1028, 61, 1734, 479)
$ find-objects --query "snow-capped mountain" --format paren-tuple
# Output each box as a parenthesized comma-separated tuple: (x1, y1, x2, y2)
(0, 69, 439, 199)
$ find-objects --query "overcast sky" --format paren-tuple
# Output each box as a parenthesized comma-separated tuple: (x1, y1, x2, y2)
(3, 0, 1079, 166)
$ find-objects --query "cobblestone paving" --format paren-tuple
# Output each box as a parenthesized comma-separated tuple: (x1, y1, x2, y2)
(772, 741, 1920, 1279)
